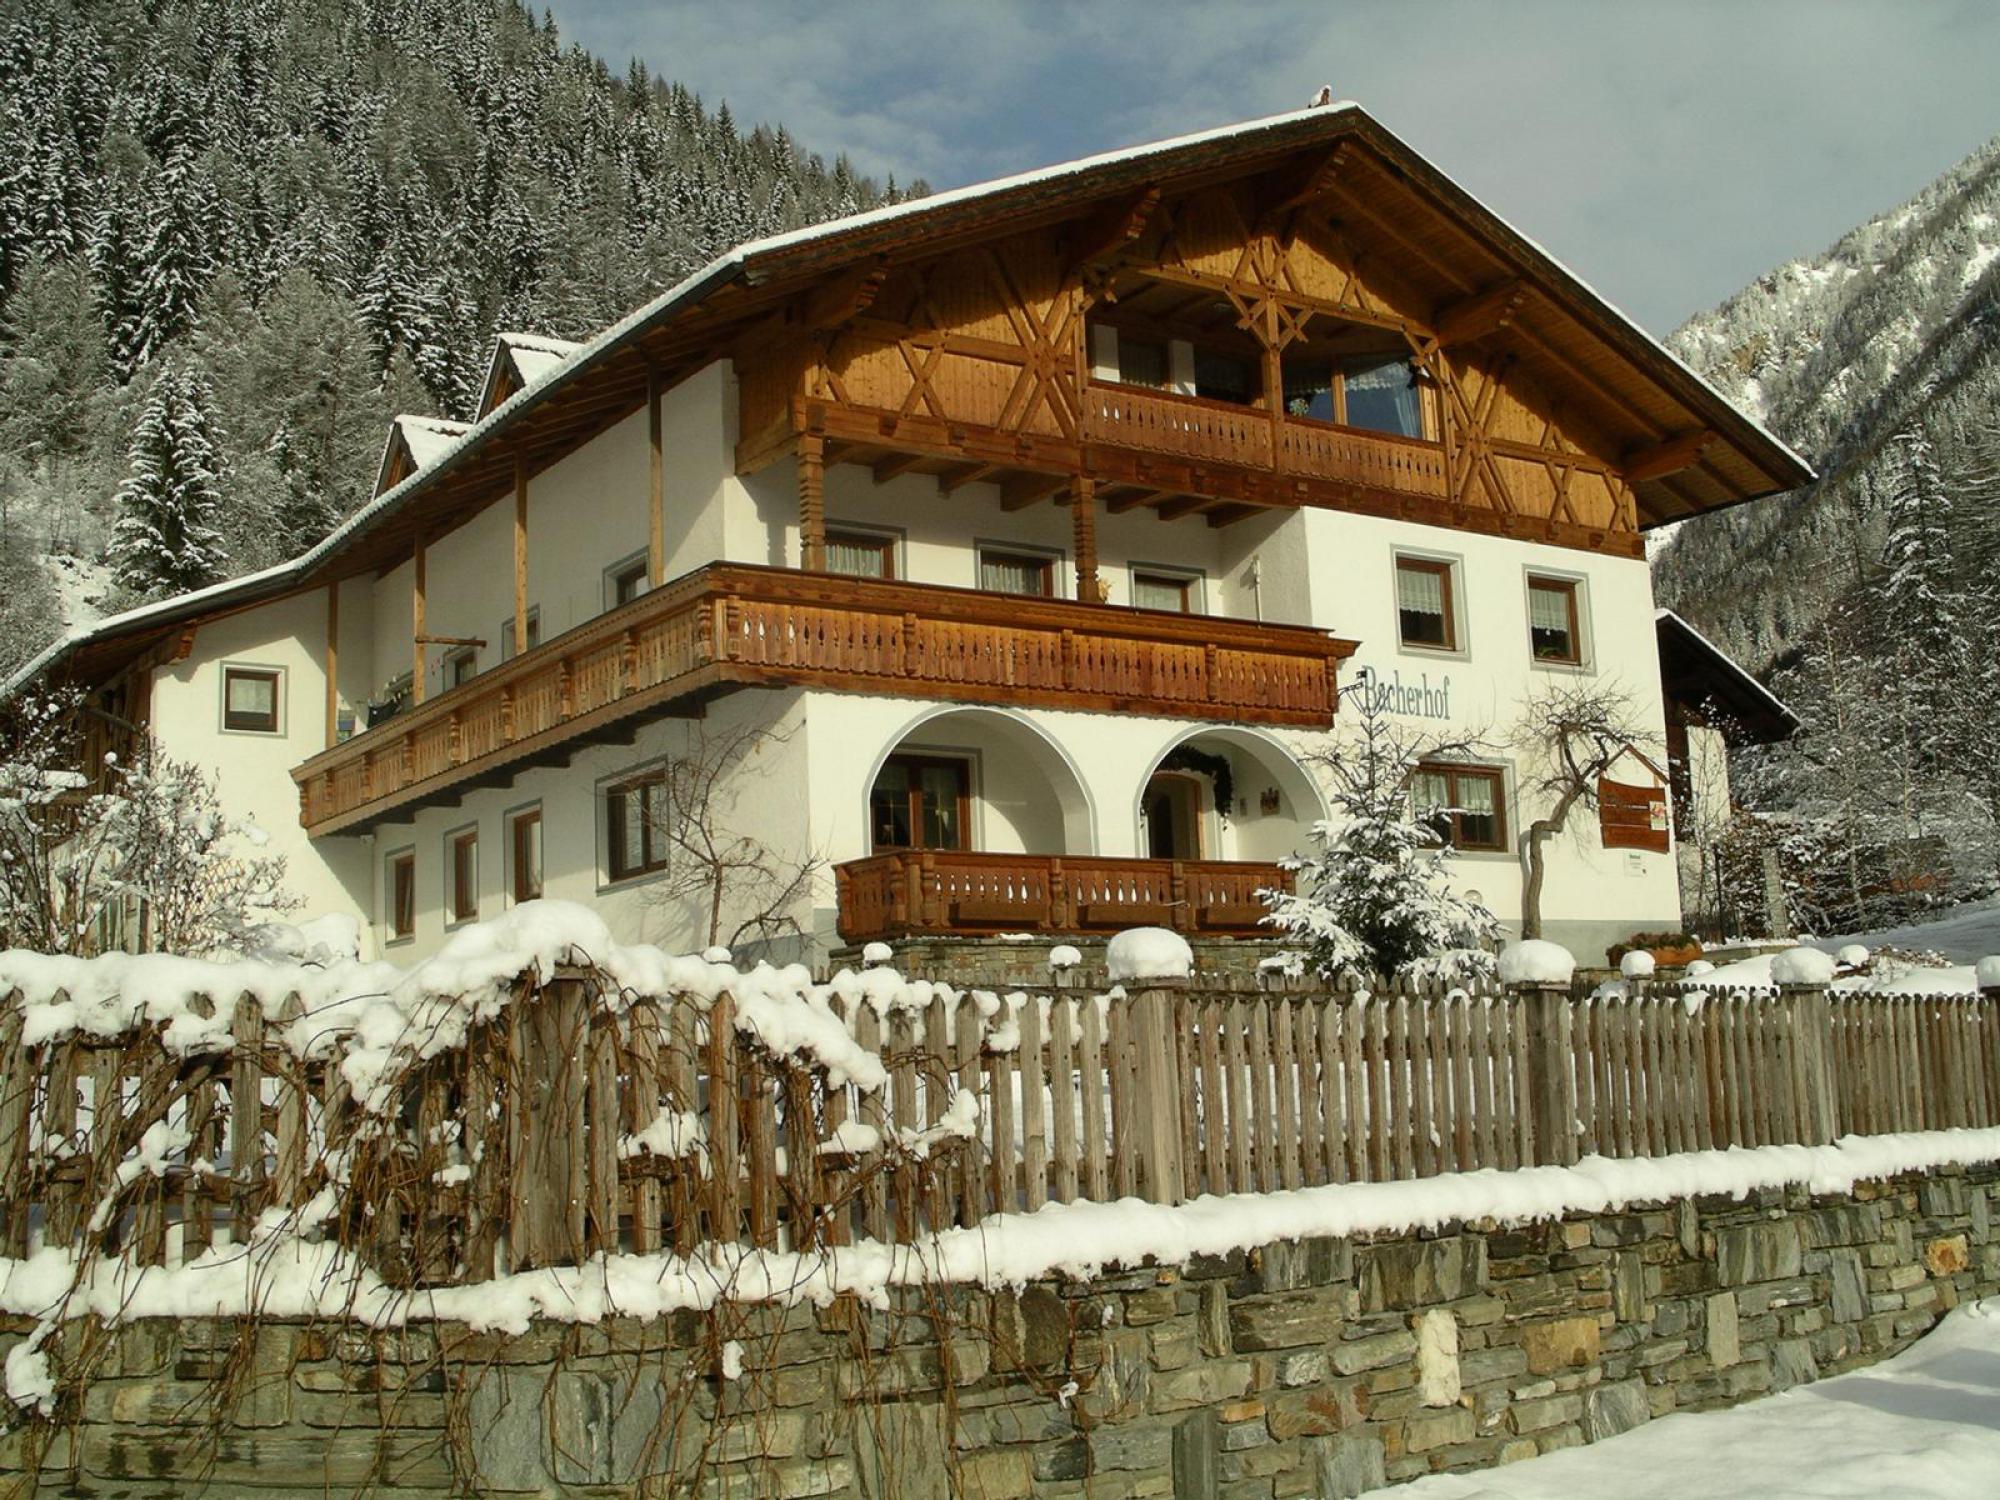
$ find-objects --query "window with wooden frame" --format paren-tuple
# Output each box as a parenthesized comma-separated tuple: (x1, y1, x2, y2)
(444, 646, 477, 688)
(1131, 568, 1200, 613)
(826, 529, 898, 581)
(1395, 557, 1457, 652)
(500, 608, 540, 661)
(1115, 332, 1170, 390)
(869, 754, 971, 852)
(977, 548, 1056, 598)
(1279, 351, 1427, 439)
(222, 666, 282, 733)
(1410, 763, 1507, 853)
(1527, 575, 1583, 664)
(606, 769, 670, 882)
(447, 828, 478, 924)
(606, 555, 649, 611)
(387, 850, 416, 942)
(508, 806, 543, 904)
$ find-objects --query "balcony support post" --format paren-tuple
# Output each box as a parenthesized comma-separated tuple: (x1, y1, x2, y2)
(411, 529, 426, 707)
(1071, 475, 1099, 601)
(513, 453, 529, 657)
(324, 583, 339, 750)
(798, 433, 827, 572)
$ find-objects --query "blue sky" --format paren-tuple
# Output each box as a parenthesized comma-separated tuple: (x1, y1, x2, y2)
(545, 1, 2000, 332)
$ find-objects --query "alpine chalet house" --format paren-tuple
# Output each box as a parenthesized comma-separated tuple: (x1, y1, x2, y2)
(13, 103, 1810, 967)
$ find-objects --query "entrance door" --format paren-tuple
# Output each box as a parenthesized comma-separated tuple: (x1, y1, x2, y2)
(1142, 772, 1205, 860)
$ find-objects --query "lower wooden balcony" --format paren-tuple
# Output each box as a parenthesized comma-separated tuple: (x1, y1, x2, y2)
(834, 849, 1294, 943)
(293, 564, 1357, 836)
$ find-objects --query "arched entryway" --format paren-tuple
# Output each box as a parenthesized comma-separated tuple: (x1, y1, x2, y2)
(1135, 728, 1324, 863)
(863, 706, 1095, 856)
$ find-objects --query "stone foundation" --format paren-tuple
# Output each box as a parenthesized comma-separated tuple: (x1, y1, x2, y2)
(3, 1163, 1995, 1498)
(823, 934, 1298, 989)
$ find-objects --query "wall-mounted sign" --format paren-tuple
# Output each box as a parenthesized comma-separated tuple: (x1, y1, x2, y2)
(1356, 667, 1453, 721)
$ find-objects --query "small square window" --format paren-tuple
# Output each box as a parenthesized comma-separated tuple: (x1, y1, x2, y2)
(447, 829, 478, 924)
(387, 850, 416, 941)
(1396, 558, 1457, 652)
(1132, 570, 1198, 613)
(978, 548, 1055, 598)
(445, 647, 477, 688)
(827, 530, 897, 580)
(500, 608, 541, 661)
(607, 557, 648, 611)
(1527, 576, 1582, 664)
(222, 667, 281, 733)
(509, 807, 543, 905)
(1412, 764, 1507, 853)
(607, 770, 670, 882)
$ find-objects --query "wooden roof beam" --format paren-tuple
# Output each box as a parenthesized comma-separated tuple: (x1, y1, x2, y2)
(1433, 280, 1528, 349)
(871, 451, 932, 485)
(1105, 487, 1176, 514)
(1154, 493, 1226, 521)
(1623, 428, 1715, 483)
(1065, 185, 1161, 279)
(939, 461, 1001, 494)
(1256, 144, 1352, 229)
(1000, 473, 1070, 512)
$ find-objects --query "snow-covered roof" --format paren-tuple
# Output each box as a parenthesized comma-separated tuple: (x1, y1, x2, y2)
(476, 331, 582, 417)
(370, 414, 472, 499)
(10, 101, 1812, 699)
(1655, 608, 1799, 742)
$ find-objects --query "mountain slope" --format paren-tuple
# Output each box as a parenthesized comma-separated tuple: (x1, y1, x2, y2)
(1655, 133, 2000, 673)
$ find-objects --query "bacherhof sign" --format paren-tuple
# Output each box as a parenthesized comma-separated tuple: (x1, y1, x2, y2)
(1356, 667, 1454, 722)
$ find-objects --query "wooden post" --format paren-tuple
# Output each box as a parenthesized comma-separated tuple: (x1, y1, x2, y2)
(411, 529, 427, 706)
(1071, 475, 1099, 601)
(1130, 978, 1188, 1203)
(324, 582, 340, 750)
(1518, 981, 1576, 1166)
(1782, 983, 1838, 1145)
(513, 453, 530, 657)
(510, 972, 589, 1267)
(648, 364, 667, 586)
(798, 432, 827, 572)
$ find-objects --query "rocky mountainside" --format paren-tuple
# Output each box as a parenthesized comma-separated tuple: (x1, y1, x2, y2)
(1655, 133, 2000, 674)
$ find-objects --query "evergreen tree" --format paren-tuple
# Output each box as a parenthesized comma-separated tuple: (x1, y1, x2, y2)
(1263, 686, 1502, 980)
(109, 363, 229, 597)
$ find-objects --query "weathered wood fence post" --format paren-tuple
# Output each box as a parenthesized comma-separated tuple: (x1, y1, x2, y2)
(509, 968, 590, 1267)
(1132, 979, 1189, 1204)
(1517, 981, 1577, 1167)
(1781, 983, 1838, 1145)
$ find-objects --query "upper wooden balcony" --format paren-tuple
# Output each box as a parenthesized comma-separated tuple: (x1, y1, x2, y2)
(292, 563, 1357, 836)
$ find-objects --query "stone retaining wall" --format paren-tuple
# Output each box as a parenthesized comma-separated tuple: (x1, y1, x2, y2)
(4, 1162, 1995, 1498)
(823, 935, 1297, 989)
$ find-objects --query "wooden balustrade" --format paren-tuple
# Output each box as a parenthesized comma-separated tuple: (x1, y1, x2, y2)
(833, 850, 1292, 942)
(1082, 382, 1451, 499)
(293, 563, 1356, 836)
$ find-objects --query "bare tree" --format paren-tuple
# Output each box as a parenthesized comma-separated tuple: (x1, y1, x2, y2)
(1510, 681, 1656, 940)
(642, 719, 824, 952)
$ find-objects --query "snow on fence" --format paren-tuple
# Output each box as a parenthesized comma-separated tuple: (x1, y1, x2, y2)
(0, 954, 1995, 1288)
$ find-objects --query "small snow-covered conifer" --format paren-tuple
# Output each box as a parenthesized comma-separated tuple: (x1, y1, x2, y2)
(109, 362, 229, 597)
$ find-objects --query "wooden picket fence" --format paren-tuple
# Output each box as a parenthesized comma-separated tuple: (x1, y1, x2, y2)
(0, 969, 1996, 1288)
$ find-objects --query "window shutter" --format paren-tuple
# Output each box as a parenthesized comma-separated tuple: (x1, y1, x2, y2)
(1598, 776, 1670, 853)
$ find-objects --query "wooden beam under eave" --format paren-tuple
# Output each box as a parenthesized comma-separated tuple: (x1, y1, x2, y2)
(1154, 493, 1227, 522)
(938, 462, 1000, 494)
(1623, 429, 1715, 483)
(1256, 144, 1351, 229)
(1204, 503, 1261, 528)
(1105, 487, 1172, 514)
(513, 454, 530, 656)
(1000, 474, 1069, 512)
(1065, 185, 1161, 278)
(871, 451, 932, 485)
(1432, 280, 1528, 348)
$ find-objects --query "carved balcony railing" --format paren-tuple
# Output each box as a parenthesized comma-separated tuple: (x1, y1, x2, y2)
(834, 850, 1295, 943)
(1081, 383, 1451, 500)
(293, 564, 1356, 836)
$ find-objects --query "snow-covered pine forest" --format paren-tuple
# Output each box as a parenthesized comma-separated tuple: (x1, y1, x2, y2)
(0, 0, 919, 669)
(1657, 131, 2000, 931)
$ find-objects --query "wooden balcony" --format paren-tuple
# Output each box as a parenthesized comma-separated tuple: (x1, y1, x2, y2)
(293, 564, 1357, 836)
(1080, 383, 1451, 501)
(834, 850, 1295, 943)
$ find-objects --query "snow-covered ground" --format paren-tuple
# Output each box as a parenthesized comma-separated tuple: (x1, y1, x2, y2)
(1389, 1299, 2000, 1500)
(1815, 896, 2000, 965)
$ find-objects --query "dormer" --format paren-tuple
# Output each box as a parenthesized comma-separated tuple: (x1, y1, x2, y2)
(374, 414, 472, 497)
(476, 332, 582, 418)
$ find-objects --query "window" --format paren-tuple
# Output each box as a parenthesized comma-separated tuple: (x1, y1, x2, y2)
(827, 529, 898, 581)
(606, 770, 670, 882)
(500, 608, 541, 662)
(1341, 357, 1424, 438)
(1527, 576, 1582, 664)
(1281, 354, 1335, 424)
(1396, 557, 1457, 652)
(1193, 347, 1258, 406)
(870, 755, 970, 851)
(1411, 764, 1507, 853)
(1132, 569, 1199, 613)
(447, 828, 478, 924)
(978, 548, 1055, 598)
(509, 807, 544, 904)
(387, 850, 416, 942)
(606, 555, 648, 611)
(222, 667, 281, 733)
(445, 647, 477, 688)
(1117, 334, 1169, 390)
